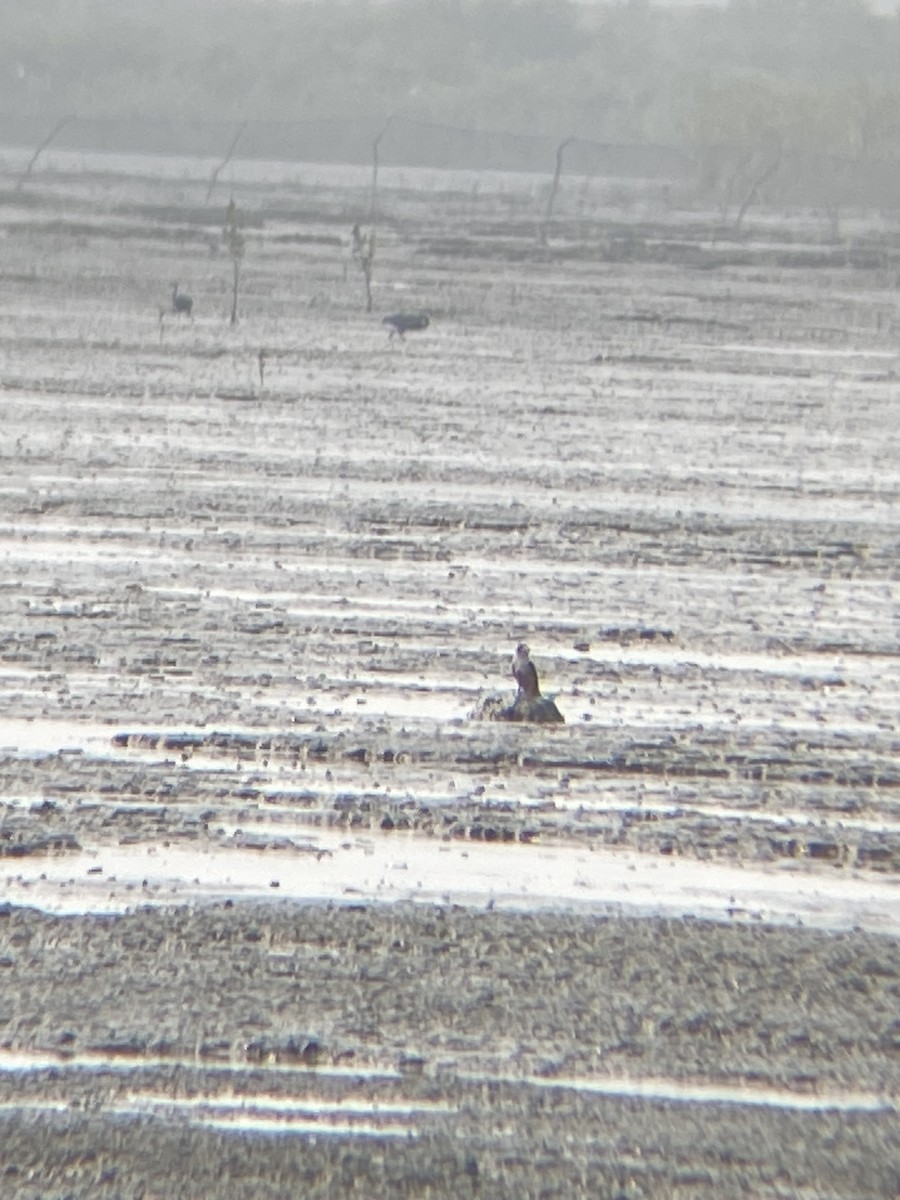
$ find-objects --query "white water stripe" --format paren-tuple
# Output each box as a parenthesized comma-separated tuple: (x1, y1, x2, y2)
(116, 1091, 450, 1136)
(0, 1048, 400, 1081)
(0, 1062, 891, 1122)
(517, 1072, 896, 1114)
(0, 1097, 422, 1139)
(168, 1114, 416, 1137)
(3, 832, 899, 934)
(126, 1093, 452, 1117)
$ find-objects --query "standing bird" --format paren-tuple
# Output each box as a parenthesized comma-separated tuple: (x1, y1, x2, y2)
(171, 282, 193, 317)
(383, 311, 430, 339)
(512, 643, 541, 701)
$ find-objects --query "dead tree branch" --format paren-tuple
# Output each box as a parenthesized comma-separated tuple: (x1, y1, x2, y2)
(540, 137, 574, 245)
(224, 197, 246, 326)
(733, 135, 783, 235)
(206, 121, 248, 205)
(352, 223, 376, 313)
(369, 116, 393, 227)
(16, 115, 75, 192)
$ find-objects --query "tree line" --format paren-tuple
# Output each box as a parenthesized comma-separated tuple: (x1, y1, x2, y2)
(3, 0, 900, 169)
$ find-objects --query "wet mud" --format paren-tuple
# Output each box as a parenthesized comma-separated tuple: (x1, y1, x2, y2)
(0, 150, 899, 1196)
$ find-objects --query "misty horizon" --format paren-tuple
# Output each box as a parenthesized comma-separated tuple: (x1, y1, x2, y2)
(4, 0, 900, 212)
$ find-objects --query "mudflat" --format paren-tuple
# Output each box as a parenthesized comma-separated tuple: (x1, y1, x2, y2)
(0, 150, 898, 1197)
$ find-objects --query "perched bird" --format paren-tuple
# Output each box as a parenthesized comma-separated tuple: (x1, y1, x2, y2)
(512, 643, 541, 701)
(383, 311, 430, 339)
(171, 282, 193, 317)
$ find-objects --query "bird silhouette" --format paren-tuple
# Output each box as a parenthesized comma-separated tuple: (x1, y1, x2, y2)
(171, 282, 193, 317)
(383, 311, 430, 339)
(512, 643, 541, 701)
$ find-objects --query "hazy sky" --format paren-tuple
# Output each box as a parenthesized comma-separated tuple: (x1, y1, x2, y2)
(600, 0, 898, 9)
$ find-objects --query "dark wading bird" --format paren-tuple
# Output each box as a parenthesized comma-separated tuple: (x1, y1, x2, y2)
(171, 282, 193, 317)
(512, 643, 541, 701)
(383, 311, 430, 339)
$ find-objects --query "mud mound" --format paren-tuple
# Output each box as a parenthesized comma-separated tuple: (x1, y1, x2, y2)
(471, 690, 566, 723)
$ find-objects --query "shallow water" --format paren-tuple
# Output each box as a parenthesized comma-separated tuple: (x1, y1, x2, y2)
(5, 829, 898, 933)
(0, 1048, 892, 1120)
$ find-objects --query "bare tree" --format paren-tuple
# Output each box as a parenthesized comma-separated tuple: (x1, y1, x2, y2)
(369, 115, 393, 226)
(540, 137, 574, 246)
(351, 223, 376, 313)
(732, 131, 783, 235)
(16, 115, 75, 192)
(223, 197, 245, 326)
(206, 121, 248, 205)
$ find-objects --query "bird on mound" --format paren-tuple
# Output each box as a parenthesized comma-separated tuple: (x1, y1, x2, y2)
(505, 644, 565, 723)
(383, 311, 430, 339)
(512, 642, 541, 701)
(469, 644, 564, 723)
(171, 282, 193, 317)
(472, 648, 564, 720)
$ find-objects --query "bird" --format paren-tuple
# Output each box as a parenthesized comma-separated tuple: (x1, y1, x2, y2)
(382, 311, 430, 339)
(171, 282, 193, 317)
(512, 643, 541, 701)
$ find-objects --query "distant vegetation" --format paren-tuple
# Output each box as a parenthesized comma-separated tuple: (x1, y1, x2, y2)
(4, 0, 900, 185)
